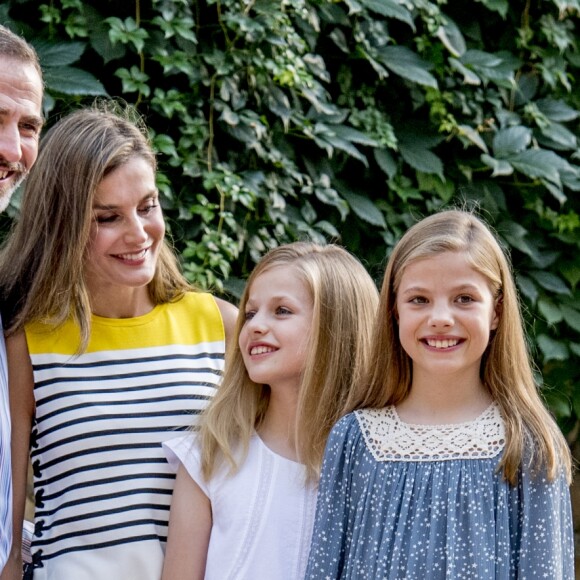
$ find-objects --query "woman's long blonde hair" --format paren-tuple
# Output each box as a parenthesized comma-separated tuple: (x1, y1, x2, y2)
(199, 241, 379, 482)
(352, 209, 571, 484)
(0, 101, 191, 350)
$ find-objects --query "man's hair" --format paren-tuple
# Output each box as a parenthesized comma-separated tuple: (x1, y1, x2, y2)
(0, 24, 42, 78)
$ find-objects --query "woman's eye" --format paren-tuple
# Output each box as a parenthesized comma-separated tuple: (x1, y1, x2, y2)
(140, 203, 158, 214)
(95, 214, 118, 224)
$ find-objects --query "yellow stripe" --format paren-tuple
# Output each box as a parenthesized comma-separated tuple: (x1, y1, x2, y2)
(26, 292, 224, 355)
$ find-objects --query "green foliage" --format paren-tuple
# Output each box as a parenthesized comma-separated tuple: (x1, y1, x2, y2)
(3, 0, 580, 436)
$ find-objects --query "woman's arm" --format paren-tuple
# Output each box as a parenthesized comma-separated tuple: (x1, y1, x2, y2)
(0, 332, 34, 580)
(215, 297, 238, 346)
(161, 464, 212, 580)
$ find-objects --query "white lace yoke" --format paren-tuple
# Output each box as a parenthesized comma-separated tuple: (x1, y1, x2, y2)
(355, 403, 505, 462)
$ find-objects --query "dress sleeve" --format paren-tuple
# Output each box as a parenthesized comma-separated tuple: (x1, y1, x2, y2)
(162, 433, 210, 496)
(514, 468, 574, 579)
(305, 413, 365, 580)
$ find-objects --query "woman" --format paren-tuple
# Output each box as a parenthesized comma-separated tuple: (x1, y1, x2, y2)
(0, 102, 237, 580)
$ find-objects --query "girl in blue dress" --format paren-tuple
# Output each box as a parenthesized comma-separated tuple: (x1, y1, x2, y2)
(305, 209, 573, 579)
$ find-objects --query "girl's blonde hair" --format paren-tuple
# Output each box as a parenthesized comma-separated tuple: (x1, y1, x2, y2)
(199, 241, 379, 482)
(357, 209, 571, 485)
(0, 101, 191, 350)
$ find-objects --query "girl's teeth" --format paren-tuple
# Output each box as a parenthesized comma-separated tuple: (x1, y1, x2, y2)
(250, 345, 275, 355)
(427, 339, 458, 349)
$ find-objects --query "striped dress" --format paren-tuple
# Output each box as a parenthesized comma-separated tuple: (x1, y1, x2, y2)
(24, 292, 225, 580)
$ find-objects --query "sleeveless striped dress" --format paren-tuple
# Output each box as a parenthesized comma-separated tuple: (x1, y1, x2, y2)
(24, 292, 225, 580)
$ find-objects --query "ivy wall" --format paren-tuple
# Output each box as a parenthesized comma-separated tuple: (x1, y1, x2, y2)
(2, 0, 580, 439)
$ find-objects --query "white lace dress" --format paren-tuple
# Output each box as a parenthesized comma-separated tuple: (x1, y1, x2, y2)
(305, 403, 573, 579)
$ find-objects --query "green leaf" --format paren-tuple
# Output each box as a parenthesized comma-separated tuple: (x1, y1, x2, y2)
(475, 0, 509, 18)
(461, 49, 503, 69)
(331, 125, 379, 147)
(499, 221, 535, 257)
(399, 142, 444, 179)
(561, 264, 580, 288)
(538, 122, 578, 151)
(436, 17, 466, 58)
(449, 58, 481, 85)
(360, 0, 415, 30)
(43, 66, 108, 96)
(536, 98, 579, 122)
(506, 149, 563, 184)
(457, 125, 488, 152)
(34, 40, 86, 66)
(376, 46, 438, 89)
(492, 126, 532, 158)
(481, 154, 513, 177)
(341, 190, 387, 228)
(537, 299, 563, 324)
(374, 149, 397, 179)
(571, 343, 580, 357)
(560, 306, 580, 332)
(537, 334, 568, 362)
(528, 270, 571, 295)
(516, 274, 539, 305)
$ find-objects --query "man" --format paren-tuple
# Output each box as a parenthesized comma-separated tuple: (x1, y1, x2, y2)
(0, 24, 43, 574)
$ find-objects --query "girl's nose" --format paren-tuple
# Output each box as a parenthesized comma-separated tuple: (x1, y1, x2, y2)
(246, 312, 268, 334)
(429, 303, 453, 327)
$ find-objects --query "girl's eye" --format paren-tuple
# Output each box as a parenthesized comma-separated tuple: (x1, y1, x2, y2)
(276, 306, 291, 315)
(457, 295, 474, 304)
(244, 311, 255, 321)
(410, 296, 428, 304)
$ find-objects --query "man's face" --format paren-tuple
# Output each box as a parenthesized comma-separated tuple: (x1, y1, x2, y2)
(0, 56, 43, 211)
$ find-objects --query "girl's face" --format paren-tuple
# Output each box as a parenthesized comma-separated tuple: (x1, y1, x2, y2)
(239, 265, 314, 393)
(84, 156, 165, 303)
(395, 251, 500, 384)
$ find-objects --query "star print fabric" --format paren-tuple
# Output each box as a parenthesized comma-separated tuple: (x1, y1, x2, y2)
(305, 406, 573, 579)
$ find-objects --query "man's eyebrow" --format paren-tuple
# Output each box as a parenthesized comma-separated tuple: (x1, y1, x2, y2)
(0, 108, 44, 131)
(21, 115, 44, 130)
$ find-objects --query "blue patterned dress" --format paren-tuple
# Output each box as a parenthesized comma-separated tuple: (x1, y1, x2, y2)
(305, 404, 573, 579)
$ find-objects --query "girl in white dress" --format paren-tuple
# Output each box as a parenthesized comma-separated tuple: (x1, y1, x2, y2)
(161, 242, 379, 580)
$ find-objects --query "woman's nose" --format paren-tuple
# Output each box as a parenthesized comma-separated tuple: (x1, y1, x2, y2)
(124, 215, 148, 244)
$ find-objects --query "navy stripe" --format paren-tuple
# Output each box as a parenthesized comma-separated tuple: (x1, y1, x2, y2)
(35, 488, 174, 518)
(37, 473, 176, 503)
(33, 351, 224, 371)
(36, 534, 167, 561)
(31, 425, 197, 457)
(35, 366, 223, 390)
(35, 380, 218, 407)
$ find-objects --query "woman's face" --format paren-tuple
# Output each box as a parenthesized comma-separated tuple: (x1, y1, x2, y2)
(84, 156, 165, 301)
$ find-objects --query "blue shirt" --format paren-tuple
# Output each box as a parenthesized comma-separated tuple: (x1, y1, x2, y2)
(0, 317, 11, 571)
(306, 406, 574, 579)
